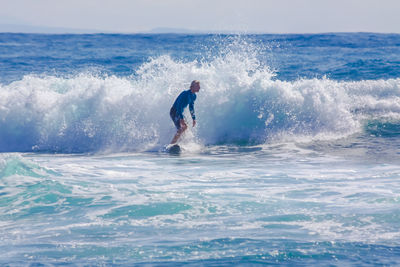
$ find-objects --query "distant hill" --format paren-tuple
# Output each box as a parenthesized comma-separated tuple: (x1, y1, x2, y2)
(148, 27, 245, 34)
(148, 27, 203, 34)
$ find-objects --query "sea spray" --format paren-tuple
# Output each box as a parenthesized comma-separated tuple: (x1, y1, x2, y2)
(0, 38, 399, 152)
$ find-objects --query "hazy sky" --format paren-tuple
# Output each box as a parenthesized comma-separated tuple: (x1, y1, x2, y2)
(1, 0, 400, 33)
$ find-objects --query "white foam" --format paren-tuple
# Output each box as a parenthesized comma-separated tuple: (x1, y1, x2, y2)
(0, 46, 399, 152)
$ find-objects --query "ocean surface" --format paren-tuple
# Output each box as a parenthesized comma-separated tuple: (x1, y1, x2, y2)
(0, 32, 400, 265)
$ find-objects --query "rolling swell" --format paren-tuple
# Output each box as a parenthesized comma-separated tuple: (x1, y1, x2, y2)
(0, 51, 399, 152)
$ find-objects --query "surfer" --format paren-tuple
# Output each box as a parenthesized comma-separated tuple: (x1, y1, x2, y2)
(170, 80, 200, 144)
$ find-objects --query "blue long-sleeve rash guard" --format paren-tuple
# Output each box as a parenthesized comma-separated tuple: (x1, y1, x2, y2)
(172, 89, 197, 120)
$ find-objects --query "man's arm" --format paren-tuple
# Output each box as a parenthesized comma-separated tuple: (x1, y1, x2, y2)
(189, 102, 196, 127)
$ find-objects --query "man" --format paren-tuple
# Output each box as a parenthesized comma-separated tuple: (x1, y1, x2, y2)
(170, 80, 200, 144)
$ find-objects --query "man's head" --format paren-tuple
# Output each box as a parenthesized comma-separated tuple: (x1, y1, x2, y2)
(190, 80, 200, 93)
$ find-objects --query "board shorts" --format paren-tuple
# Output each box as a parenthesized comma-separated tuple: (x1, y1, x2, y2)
(170, 107, 181, 130)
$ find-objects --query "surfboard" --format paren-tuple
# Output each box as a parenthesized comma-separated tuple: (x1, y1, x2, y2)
(167, 144, 181, 155)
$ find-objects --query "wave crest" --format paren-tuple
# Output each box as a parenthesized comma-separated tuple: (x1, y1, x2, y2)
(0, 47, 399, 152)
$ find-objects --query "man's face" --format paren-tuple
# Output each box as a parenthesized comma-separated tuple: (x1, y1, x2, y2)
(192, 83, 200, 93)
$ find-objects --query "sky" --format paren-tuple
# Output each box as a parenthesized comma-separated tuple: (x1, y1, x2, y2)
(1, 0, 400, 33)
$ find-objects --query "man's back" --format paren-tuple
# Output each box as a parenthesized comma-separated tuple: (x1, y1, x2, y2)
(172, 89, 196, 120)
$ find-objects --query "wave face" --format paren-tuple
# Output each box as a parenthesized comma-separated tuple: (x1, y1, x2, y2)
(0, 37, 399, 152)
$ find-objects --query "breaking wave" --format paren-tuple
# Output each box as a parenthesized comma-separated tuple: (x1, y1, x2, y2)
(0, 41, 399, 152)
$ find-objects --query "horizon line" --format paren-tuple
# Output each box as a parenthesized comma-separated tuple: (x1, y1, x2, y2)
(0, 23, 399, 35)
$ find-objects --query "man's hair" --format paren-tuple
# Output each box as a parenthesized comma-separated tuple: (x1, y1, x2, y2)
(190, 80, 200, 88)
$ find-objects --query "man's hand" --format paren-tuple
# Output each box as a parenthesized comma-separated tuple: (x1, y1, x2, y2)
(192, 120, 196, 127)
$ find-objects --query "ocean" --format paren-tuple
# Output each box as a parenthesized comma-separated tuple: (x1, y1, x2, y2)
(0, 32, 399, 265)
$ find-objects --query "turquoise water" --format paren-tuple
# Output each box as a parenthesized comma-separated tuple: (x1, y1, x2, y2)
(1, 144, 400, 265)
(0, 33, 400, 265)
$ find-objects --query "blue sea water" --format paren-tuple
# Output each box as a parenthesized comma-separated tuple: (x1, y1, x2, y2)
(0, 32, 400, 265)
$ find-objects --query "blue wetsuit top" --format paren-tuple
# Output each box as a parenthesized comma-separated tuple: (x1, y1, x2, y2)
(172, 89, 196, 120)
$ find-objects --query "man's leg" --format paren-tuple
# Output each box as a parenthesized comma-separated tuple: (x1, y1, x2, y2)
(170, 119, 187, 144)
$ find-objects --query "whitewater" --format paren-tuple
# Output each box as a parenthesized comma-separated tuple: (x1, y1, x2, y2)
(0, 33, 400, 265)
